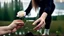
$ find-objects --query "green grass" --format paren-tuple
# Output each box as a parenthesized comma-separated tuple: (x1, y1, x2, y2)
(0, 20, 64, 34)
(50, 20, 64, 33)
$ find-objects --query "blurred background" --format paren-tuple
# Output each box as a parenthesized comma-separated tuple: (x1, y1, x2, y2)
(0, 0, 64, 36)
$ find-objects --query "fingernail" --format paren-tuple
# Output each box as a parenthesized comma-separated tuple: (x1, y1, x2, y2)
(32, 23, 35, 25)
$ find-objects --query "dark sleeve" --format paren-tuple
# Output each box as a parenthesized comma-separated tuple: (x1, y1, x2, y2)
(25, 1, 32, 15)
(44, 0, 55, 15)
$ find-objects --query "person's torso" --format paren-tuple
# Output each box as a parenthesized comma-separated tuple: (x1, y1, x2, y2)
(34, 0, 55, 8)
(34, 0, 55, 16)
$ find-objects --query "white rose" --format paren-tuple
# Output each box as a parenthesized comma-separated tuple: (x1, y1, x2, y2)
(17, 11, 26, 18)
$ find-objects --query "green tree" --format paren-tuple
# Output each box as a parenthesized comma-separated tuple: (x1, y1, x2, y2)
(14, 0, 23, 19)
(18, 0, 23, 10)
(0, 2, 2, 20)
(14, 0, 19, 19)
(3, 2, 10, 21)
(7, 0, 15, 21)
(19, 0, 23, 10)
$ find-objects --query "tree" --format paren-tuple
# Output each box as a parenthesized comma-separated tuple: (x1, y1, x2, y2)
(0, 2, 1, 12)
(14, 0, 23, 19)
(19, 0, 23, 10)
(7, 0, 15, 21)
(14, 0, 19, 19)
(3, 2, 10, 21)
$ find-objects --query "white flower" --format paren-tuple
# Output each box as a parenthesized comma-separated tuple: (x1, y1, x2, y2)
(17, 11, 26, 18)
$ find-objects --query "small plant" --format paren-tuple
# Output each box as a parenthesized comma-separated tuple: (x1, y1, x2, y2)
(56, 24, 62, 36)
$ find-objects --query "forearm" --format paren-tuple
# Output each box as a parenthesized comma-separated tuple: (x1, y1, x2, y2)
(0, 26, 10, 30)
(0, 26, 11, 35)
(40, 12, 48, 20)
(0, 30, 11, 35)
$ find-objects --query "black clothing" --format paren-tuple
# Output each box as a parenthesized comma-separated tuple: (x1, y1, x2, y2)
(25, 0, 55, 29)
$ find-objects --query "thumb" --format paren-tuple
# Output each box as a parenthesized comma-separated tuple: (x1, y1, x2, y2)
(11, 28, 17, 33)
(32, 18, 40, 25)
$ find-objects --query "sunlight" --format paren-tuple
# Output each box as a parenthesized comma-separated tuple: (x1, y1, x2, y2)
(7, 0, 11, 3)
(0, 0, 4, 3)
(0, 0, 11, 3)
(60, 0, 62, 3)
(4, 0, 8, 3)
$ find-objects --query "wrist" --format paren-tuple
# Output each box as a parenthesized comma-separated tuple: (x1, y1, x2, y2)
(40, 12, 47, 20)
(7, 26, 11, 30)
(8, 24, 16, 30)
(8, 25, 13, 30)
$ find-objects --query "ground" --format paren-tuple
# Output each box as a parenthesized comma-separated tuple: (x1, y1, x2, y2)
(0, 20, 64, 36)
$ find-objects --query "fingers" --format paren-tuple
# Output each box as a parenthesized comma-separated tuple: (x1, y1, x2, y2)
(41, 21, 45, 28)
(33, 21, 45, 30)
(11, 23, 24, 33)
(11, 28, 17, 33)
(15, 20, 24, 27)
(33, 21, 43, 30)
(14, 20, 24, 25)
(9, 20, 24, 30)
(11, 25, 23, 33)
(32, 18, 40, 25)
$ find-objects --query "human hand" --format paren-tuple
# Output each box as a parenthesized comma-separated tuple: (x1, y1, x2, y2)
(32, 17, 46, 30)
(8, 20, 24, 32)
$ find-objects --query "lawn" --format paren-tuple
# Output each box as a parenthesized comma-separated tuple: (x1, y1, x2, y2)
(0, 20, 64, 36)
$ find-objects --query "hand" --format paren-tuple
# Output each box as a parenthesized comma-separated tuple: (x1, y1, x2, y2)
(0, 26, 11, 35)
(32, 12, 47, 30)
(8, 20, 24, 32)
(32, 17, 46, 30)
(0, 20, 24, 35)
(17, 11, 26, 18)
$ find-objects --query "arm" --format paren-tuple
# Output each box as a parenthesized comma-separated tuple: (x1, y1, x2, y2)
(0, 26, 11, 35)
(17, 1, 32, 17)
(0, 26, 10, 30)
(40, 0, 55, 19)
(32, 0, 55, 30)
(0, 20, 24, 35)
(25, 1, 32, 15)
(44, 0, 55, 15)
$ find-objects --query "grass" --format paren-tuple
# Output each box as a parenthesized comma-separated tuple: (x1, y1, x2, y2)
(0, 20, 64, 34)
(50, 20, 64, 33)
